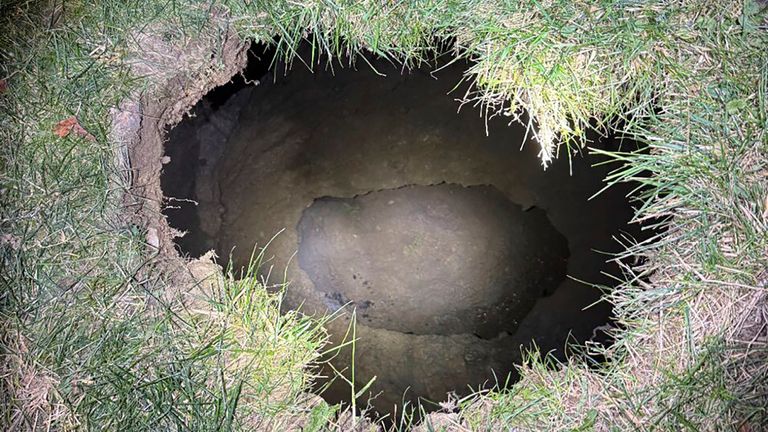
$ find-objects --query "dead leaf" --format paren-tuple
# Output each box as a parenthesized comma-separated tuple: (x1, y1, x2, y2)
(54, 116, 96, 141)
(53, 116, 78, 137)
(0, 79, 7, 94)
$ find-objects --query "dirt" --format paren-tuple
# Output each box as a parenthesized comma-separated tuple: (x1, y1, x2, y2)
(297, 183, 568, 338)
(110, 10, 252, 310)
(113, 11, 250, 258)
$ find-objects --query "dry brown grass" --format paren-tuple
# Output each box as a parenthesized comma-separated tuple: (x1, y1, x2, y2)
(1, 326, 75, 431)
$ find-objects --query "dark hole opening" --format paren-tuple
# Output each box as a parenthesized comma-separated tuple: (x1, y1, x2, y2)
(161, 41, 655, 423)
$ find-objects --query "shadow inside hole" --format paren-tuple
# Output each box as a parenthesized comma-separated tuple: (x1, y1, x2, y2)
(161, 41, 654, 423)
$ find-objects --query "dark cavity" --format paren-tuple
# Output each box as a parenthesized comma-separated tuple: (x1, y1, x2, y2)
(161, 43, 650, 421)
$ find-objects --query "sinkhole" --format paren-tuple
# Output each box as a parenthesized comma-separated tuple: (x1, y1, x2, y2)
(161, 44, 650, 419)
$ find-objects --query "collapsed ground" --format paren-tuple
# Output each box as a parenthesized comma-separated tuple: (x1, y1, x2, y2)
(162, 52, 647, 418)
(1, 1, 767, 431)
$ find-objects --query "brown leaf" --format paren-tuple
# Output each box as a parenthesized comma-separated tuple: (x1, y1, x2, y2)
(0, 79, 7, 94)
(53, 116, 95, 141)
(53, 116, 78, 137)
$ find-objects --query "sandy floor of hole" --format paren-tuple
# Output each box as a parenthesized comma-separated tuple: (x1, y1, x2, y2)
(163, 57, 639, 416)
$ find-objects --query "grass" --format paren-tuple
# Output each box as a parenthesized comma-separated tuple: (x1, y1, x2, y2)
(2, 0, 767, 430)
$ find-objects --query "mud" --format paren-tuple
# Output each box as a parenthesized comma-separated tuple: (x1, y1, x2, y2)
(161, 52, 644, 417)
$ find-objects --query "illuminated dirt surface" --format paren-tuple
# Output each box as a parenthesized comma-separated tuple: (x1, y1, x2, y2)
(297, 184, 568, 338)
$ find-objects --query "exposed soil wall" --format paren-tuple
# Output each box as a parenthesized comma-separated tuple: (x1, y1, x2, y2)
(113, 16, 249, 259)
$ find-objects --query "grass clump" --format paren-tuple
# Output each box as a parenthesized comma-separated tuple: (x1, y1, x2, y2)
(2, 0, 767, 430)
(179, 255, 333, 429)
(0, 4, 332, 428)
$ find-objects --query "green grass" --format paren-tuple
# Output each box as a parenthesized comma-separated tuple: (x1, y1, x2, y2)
(2, 0, 767, 430)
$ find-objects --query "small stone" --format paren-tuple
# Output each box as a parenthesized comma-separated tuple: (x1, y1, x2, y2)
(146, 227, 160, 249)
